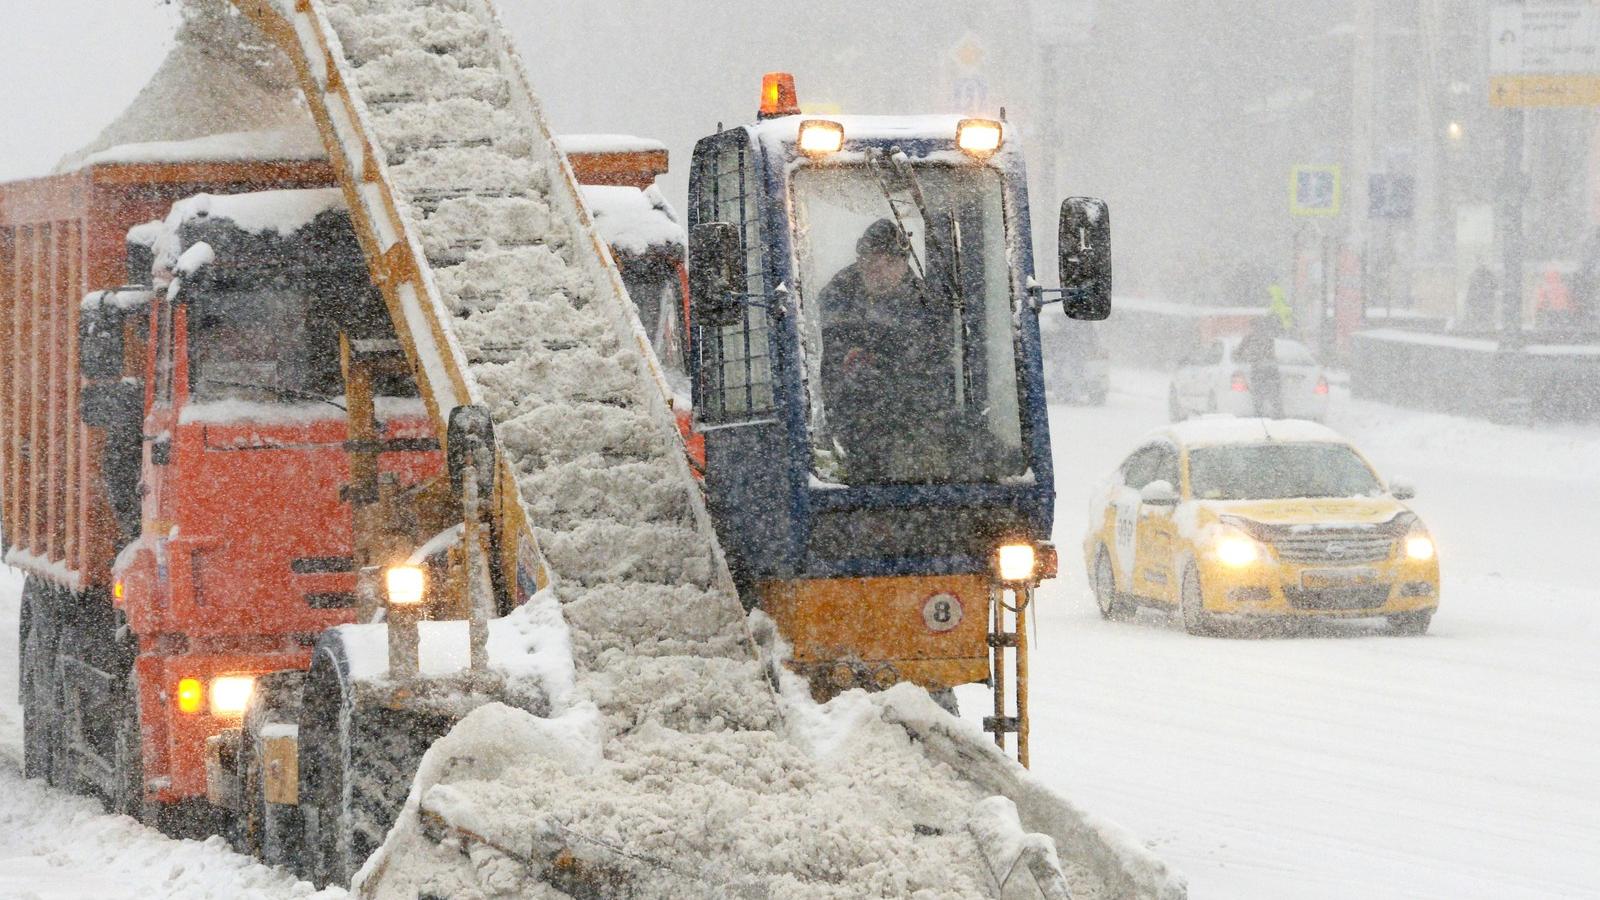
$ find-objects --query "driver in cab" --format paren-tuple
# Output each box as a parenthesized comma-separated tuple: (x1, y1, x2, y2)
(819, 218, 955, 482)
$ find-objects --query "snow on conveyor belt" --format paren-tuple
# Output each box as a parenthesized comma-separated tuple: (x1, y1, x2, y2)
(261, 0, 1166, 896)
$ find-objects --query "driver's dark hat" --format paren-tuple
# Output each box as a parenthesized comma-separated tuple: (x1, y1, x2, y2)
(857, 218, 906, 257)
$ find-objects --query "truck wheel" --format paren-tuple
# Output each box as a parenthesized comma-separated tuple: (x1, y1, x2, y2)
(301, 651, 444, 887)
(48, 624, 82, 791)
(110, 676, 151, 821)
(1093, 549, 1131, 621)
(20, 582, 60, 781)
(1180, 564, 1216, 636)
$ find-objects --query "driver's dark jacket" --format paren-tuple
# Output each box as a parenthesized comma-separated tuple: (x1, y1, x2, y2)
(817, 263, 954, 454)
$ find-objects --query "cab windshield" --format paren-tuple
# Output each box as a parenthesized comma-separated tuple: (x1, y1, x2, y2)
(189, 284, 343, 403)
(791, 163, 1023, 484)
(1189, 442, 1383, 501)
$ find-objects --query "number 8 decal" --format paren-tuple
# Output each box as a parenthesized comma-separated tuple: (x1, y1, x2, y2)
(922, 592, 964, 633)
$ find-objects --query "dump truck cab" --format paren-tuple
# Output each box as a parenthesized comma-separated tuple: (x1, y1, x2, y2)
(686, 77, 1111, 708)
(93, 190, 440, 804)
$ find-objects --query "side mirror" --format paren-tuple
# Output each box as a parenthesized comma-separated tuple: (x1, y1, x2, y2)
(688, 222, 745, 328)
(80, 380, 144, 429)
(79, 299, 130, 381)
(1391, 479, 1416, 501)
(1058, 197, 1112, 321)
(1140, 479, 1179, 507)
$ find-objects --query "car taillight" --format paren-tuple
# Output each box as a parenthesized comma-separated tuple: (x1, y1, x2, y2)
(1314, 374, 1329, 395)
(1230, 371, 1249, 392)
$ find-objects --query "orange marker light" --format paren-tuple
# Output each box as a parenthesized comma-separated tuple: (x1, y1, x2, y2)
(177, 677, 204, 715)
(113, 579, 125, 605)
(759, 72, 801, 119)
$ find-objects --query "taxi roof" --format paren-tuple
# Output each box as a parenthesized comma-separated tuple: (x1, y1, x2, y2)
(1162, 416, 1347, 448)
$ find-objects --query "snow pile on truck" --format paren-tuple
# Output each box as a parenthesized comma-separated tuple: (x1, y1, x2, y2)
(207, 0, 1186, 895)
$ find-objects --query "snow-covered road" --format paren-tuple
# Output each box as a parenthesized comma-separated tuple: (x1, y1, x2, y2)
(1, 369, 1596, 898)
(957, 369, 1600, 899)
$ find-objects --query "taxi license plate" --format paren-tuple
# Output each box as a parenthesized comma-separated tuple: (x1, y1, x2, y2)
(1300, 568, 1378, 590)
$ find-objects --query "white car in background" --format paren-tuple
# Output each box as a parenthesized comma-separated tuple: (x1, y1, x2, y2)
(1169, 336, 1329, 422)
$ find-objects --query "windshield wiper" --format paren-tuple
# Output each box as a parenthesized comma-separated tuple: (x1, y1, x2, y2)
(202, 378, 347, 412)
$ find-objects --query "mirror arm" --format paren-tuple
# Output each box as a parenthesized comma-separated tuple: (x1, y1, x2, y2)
(1025, 282, 1095, 312)
(711, 285, 788, 319)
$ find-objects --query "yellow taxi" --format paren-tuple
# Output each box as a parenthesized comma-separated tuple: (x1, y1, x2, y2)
(1083, 418, 1439, 635)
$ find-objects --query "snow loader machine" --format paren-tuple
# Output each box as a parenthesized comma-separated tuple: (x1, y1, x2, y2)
(4, 0, 1187, 896)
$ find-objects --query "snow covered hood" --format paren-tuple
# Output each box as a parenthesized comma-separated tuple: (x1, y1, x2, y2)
(579, 184, 684, 255)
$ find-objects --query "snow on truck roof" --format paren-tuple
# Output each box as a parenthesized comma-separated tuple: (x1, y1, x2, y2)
(149, 188, 347, 272)
(555, 134, 668, 155)
(580, 184, 684, 255)
(71, 126, 326, 172)
(753, 113, 984, 145)
(1162, 416, 1347, 448)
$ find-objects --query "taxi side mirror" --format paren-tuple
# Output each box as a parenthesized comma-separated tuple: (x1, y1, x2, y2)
(689, 222, 745, 328)
(1058, 197, 1112, 321)
(1140, 479, 1179, 507)
(1391, 479, 1416, 501)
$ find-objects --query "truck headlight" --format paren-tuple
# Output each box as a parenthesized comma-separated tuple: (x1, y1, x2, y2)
(209, 676, 255, 717)
(1215, 529, 1260, 567)
(1406, 533, 1436, 561)
(385, 564, 427, 605)
(994, 543, 1037, 582)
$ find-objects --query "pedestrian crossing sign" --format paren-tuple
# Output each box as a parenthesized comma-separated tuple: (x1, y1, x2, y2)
(1290, 165, 1342, 217)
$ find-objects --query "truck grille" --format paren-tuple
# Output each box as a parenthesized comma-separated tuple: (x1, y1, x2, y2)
(1283, 585, 1392, 610)
(1271, 532, 1394, 564)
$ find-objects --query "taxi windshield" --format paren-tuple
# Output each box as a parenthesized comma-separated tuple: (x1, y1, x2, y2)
(1189, 442, 1383, 500)
(791, 162, 1023, 485)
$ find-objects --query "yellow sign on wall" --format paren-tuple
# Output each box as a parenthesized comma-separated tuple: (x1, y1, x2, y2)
(1491, 74, 1600, 107)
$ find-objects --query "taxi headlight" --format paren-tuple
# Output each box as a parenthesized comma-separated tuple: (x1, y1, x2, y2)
(208, 676, 255, 717)
(385, 564, 427, 605)
(1215, 530, 1260, 567)
(1405, 534, 1436, 561)
(994, 543, 1037, 582)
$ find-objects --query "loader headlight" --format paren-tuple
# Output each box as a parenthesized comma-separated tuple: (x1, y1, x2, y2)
(956, 118, 1004, 157)
(209, 676, 256, 718)
(1405, 533, 1436, 561)
(385, 564, 427, 605)
(798, 119, 845, 156)
(994, 543, 1037, 583)
(1215, 529, 1260, 567)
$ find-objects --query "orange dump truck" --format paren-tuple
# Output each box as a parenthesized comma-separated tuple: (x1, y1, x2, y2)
(2, 135, 684, 841)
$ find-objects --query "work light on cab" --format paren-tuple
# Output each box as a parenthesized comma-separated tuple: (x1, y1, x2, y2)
(798, 119, 845, 156)
(994, 542, 1037, 583)
(385, 564, 427, 605)
(957, 118, 1004, 157)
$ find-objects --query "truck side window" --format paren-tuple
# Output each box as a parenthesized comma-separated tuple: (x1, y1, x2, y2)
(691, 134, 772, 422)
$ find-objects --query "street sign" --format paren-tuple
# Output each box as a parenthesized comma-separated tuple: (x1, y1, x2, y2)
(1490, 0, 1600, 107)
(1290, 165, 1342, 218)
(1369, 174, 1416, 220)
(1032, 0, 1096, 45)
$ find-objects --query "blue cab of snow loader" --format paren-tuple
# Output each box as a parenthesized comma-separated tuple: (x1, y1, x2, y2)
(684, 73, 1110, 714)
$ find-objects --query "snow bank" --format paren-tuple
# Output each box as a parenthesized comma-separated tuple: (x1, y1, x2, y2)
(579, 185, 684, 256)
(0, 754, 343, 900)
